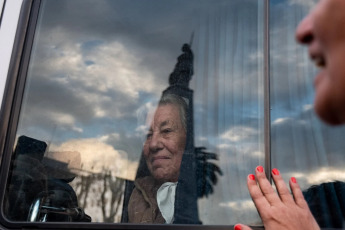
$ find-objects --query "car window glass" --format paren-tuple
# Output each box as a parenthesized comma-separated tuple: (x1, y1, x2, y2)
(4, 0, 265, 225)
(270, 0, 345, 228)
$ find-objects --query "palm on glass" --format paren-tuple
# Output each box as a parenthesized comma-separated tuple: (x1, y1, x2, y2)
(234, 166, 320, 230)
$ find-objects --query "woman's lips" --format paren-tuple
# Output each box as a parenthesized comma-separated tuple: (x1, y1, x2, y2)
(151, 156, 170, 164)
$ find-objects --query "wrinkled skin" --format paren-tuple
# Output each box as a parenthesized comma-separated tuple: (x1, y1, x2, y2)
(143, 104, 186, 184)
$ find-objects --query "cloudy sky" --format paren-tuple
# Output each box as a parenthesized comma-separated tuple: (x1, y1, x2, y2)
(13, 0, 345, 226)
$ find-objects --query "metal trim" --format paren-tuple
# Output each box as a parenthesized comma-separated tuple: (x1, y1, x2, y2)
(0, 0, 40, 228)
(0, 0, 7, 27)
(264, 0, 271, 181)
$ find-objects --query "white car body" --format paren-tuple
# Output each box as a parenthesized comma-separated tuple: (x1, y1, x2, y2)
(0, 0, 23, 106)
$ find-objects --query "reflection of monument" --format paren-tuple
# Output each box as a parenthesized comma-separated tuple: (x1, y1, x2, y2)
(164, 43, 199, 224)
(168, 43, 194, 88)
(124, 42, 222, 224)
(164, 43, 222, 224)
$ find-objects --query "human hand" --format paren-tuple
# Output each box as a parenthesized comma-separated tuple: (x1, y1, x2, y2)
(234, 166, 320, 230)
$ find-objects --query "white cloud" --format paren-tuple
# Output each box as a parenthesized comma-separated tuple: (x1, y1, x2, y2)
(272, 117, 290, 125)
(288, 0, 317, 8)
(135, 101, 159, 138)
(249, 50, 264, 63)
(305, 167, 345, 185)
(47, 110, 83, 133)
(50, 138, 138, 180)
(221, 126, 257, 142)
(219, 199, 256, 211)
(303, 104, 313, 112)
(81, 41, 159, 97)
(97, 133, 120, 143)
(33, 27, 164, 121)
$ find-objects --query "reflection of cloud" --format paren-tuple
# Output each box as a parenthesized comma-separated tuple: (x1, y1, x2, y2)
(219, 199, 256, 211)
(221, 126, 258, 142)
(288, 0, 316, 8)
(98, 133, 120, 143)
(50, 138, 138, 180)
(47, 111, 84, 133)
(135, 101, 159, 141)
(218, 143, 263, 160)
(299, 168, 345, 185)
(36, 33, 160, 115)
(272, 117, 291, 125)
(303, 104, 313, 112)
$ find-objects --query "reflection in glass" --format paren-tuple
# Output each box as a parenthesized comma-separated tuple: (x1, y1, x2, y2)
(5, 0, 265, 225)
(128, 94, 188, 224)
(270, 0, 345, 228)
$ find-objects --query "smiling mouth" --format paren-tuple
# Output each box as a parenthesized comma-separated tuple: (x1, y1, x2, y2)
(151, 156, 169, 163)
(311, 55, 326, 68)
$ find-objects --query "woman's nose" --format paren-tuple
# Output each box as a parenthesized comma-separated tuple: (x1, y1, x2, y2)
(295, 13, 314, 45)
(149, 133, 163, 152)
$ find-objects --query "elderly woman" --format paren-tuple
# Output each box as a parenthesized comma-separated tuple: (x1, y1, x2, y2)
(128, 94, 188, 224)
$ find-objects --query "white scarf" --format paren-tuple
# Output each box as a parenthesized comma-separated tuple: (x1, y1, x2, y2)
(156, 182, 177, 224)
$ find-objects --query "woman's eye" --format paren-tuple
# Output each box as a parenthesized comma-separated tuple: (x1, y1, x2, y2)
(146, 133, 152, 139)
(162, 128, 172, 134)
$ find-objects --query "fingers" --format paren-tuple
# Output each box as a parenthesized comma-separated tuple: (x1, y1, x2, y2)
(289, 177, 309, 209)
(234, 224, 252, 230)
(254, 166, 282, 206)
(251, 166, 305, 207)
(247, 173, 270, 211)
(248, 166, 309, 214)
(271, 168, 295, 203)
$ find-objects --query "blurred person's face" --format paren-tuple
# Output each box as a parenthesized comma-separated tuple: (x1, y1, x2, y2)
(143, 104, 186, 183)
(296, 0, 345, 125)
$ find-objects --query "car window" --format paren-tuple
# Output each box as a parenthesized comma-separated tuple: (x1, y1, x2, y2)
(270, 1, 345, 229)
(3, 0, 345, 229)
(3, 0, 265, 225)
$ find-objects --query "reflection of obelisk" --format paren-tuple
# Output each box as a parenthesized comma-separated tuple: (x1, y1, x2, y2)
(163, 43, 200, 224)
(168, 43, 194, 88)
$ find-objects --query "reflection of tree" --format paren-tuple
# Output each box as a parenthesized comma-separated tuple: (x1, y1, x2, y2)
(195, 147, 223, 198)
(72, 170, 126, 222)
(100, 170, 125, 222)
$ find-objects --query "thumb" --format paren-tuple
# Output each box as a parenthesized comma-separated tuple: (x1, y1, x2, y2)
(234, 224, 253, 230)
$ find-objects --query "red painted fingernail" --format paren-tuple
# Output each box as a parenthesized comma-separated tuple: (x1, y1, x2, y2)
(256, 165, 263, 172)
(234, 224, 242, 230)
(291, 177, 297, 183)
(249, 174, 255, 180)
(272, 168, 279, 175)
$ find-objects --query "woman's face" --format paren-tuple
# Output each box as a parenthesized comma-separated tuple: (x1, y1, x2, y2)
(296, 0, 345, 125)
(143, 104, 186, 183)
